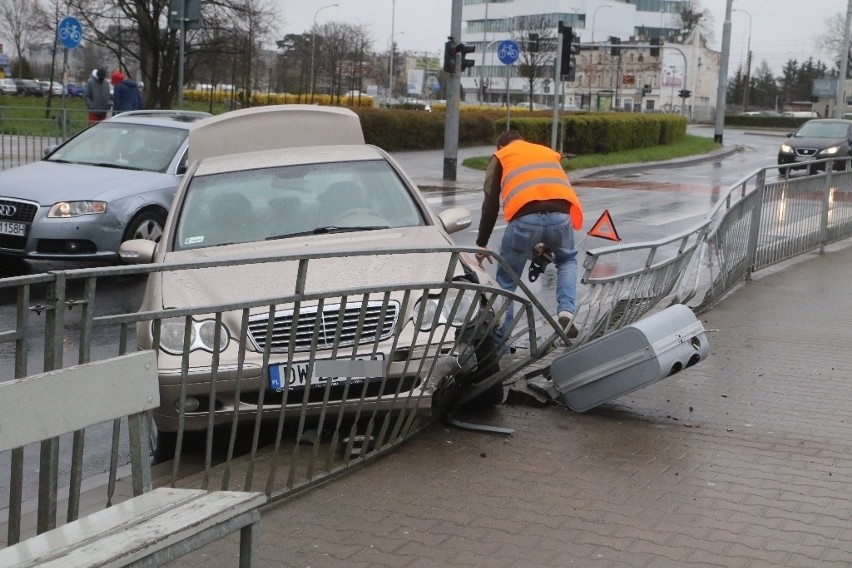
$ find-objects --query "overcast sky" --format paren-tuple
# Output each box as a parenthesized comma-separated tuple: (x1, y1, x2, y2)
(277, 0, 848, 76)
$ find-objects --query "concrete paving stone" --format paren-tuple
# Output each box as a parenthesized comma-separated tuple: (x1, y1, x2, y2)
(684, 548, 752, 567)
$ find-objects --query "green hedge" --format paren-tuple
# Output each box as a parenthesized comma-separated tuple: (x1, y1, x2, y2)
(493, 113, 687, 155)
(723, 115, 809, 131)
(352, 108, 499, 151)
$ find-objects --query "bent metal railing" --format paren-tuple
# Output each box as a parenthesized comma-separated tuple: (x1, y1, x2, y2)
(3, 158, 852, 545)
(0, 246, 572, 544)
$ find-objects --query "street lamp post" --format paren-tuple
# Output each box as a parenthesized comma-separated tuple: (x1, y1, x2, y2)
(733, 8, 752, 111)
(309, 3, 339, 103)
(388, 30, 405, 100)
(591, 4, 612, 43)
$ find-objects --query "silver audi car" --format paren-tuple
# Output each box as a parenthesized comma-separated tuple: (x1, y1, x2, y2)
(0, 110, 210, 263)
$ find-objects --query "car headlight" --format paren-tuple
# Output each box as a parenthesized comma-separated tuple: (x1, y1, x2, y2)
(157, 317, 230, 355)
(413, 290, 481, 331)
(779, 144, 793, 154)
(819, 146, 840, 155)
(47, 201, 107, 217)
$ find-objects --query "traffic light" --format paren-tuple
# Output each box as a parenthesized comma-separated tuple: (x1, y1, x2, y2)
(610, 36, 620, 56)
(642, 84, 652, 96)
(559, 25, 579, 78)
(649, 37, 661, 58)
(528, 33, 540, 53)
(457, 43, 476, 71)
(678, 89, 691, 99)
(443, 37, 457, 73)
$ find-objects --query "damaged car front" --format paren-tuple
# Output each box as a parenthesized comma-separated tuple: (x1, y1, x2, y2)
(121, 117, 504, 457)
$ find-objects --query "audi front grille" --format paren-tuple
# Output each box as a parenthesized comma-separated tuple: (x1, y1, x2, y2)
(247, 300, 400, 353)
(0, 198, 38, 251)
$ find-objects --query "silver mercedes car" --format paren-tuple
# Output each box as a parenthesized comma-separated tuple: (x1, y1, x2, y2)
(0, 110, 210, 262)
(119, 106, 505, 458)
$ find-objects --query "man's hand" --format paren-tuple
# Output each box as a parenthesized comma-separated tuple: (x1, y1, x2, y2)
(475, 246, 493, 269)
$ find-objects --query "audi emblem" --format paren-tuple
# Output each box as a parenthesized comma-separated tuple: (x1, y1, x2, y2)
(0, 204, 17, 217)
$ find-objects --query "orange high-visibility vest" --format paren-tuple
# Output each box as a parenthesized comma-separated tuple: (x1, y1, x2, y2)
(495, 140, 583, 230)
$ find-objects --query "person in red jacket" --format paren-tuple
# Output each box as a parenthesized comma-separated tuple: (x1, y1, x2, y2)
(110, 70, 142, 113)
(475, 130, 584, 342)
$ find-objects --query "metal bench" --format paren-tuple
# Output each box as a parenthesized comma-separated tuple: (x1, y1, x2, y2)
(0, 351, 266, 567)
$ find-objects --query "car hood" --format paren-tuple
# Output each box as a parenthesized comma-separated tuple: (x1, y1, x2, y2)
(157, 226, 468, 310)
(0, 161, 175, 205)
(786, 136, 846, 149)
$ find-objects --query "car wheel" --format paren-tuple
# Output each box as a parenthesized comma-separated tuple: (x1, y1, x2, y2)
(124, 209, 166, 243)
(151, 429, 177, 464)
(462, 335, 504, 408)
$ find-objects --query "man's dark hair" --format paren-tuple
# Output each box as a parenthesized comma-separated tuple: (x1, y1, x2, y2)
(496, 130, 523, 149)
(96, 68, 106, 81)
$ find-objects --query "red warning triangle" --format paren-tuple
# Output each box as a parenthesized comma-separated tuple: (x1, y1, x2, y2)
(588, 210, 621, 242)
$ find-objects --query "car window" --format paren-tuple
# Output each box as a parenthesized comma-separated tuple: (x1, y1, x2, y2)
(174, 159, 426, 250)
(794, 122, 850, 139)
(47, 122, 187, 173)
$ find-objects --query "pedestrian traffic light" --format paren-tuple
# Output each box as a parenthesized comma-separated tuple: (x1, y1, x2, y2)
(649, 37, 661, 58)
(457, 43, 476, 71)
(610, 36, 620, 56)
(443, 38, 457, 73)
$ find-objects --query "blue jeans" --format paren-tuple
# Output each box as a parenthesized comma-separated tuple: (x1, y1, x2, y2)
(495, 211, 577, 341)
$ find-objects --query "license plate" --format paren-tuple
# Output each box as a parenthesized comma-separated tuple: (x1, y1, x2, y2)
(268, 355, 385, 392)
(0, 221, 25, 237)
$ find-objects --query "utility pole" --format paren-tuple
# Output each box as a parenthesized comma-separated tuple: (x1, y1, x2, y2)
(836, 0, 852, 118)
(713, 0, 733, 144)
(443, 0, 463, 181)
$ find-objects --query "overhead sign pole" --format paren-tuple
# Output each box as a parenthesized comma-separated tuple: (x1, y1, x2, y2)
(169, 0, 202, 110)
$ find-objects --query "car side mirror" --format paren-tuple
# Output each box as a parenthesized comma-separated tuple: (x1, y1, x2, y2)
(119, 239, 156, 264)
(43, 145, 57, 157)
(437, 207, 472, 234)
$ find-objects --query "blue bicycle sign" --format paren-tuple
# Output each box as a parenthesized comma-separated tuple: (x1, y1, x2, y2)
(58, 16, 83, 49)
(497, 40, 519, 65)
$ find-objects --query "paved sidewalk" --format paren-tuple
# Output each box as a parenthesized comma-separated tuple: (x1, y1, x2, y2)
(170, 210, 852, 564)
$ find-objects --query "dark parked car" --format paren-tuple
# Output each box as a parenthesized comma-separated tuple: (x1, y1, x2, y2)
(65, 82, 84, 97)
(11, 79, 44, 96)
(778, 119, 852, 174)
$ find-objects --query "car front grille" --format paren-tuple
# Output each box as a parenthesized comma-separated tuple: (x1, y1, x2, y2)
(795, 147, 817, 157)
(0, 198, 38, 251)
(247, 300, 400, 353)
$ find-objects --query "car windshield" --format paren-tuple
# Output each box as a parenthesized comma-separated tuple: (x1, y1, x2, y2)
(47, 122, 187, 173)
(794, 122, 849, 139)
(174, 159, 427, 250)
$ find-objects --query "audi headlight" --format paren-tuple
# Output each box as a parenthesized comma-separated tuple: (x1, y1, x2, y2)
(819, 146, 840, 155)
(779, 144, 793, 154)
(156, 317, 229, 355)
(48, 201, 107, 217)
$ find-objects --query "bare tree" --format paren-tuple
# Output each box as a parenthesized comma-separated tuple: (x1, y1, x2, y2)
(511, 15, 556, 109)
(63, 0, 280, 108)
(675, 0, 714, 44)
(0, 0, 40, 76)
(311, 21, 371, 100)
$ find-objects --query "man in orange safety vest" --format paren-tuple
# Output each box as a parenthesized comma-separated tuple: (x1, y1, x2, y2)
(475, 130, 584, 342)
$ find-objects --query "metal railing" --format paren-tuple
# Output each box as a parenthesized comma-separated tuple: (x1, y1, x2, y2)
(3, 157, 852, 545)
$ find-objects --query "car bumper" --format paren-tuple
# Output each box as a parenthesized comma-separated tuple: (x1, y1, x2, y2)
(0, 208, 124, 261)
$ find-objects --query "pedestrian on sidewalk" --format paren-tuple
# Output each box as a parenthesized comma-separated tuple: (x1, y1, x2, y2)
(83, 68, 110, 125)
(474, 130, 584, 341)
(111, 70, 142, 113)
